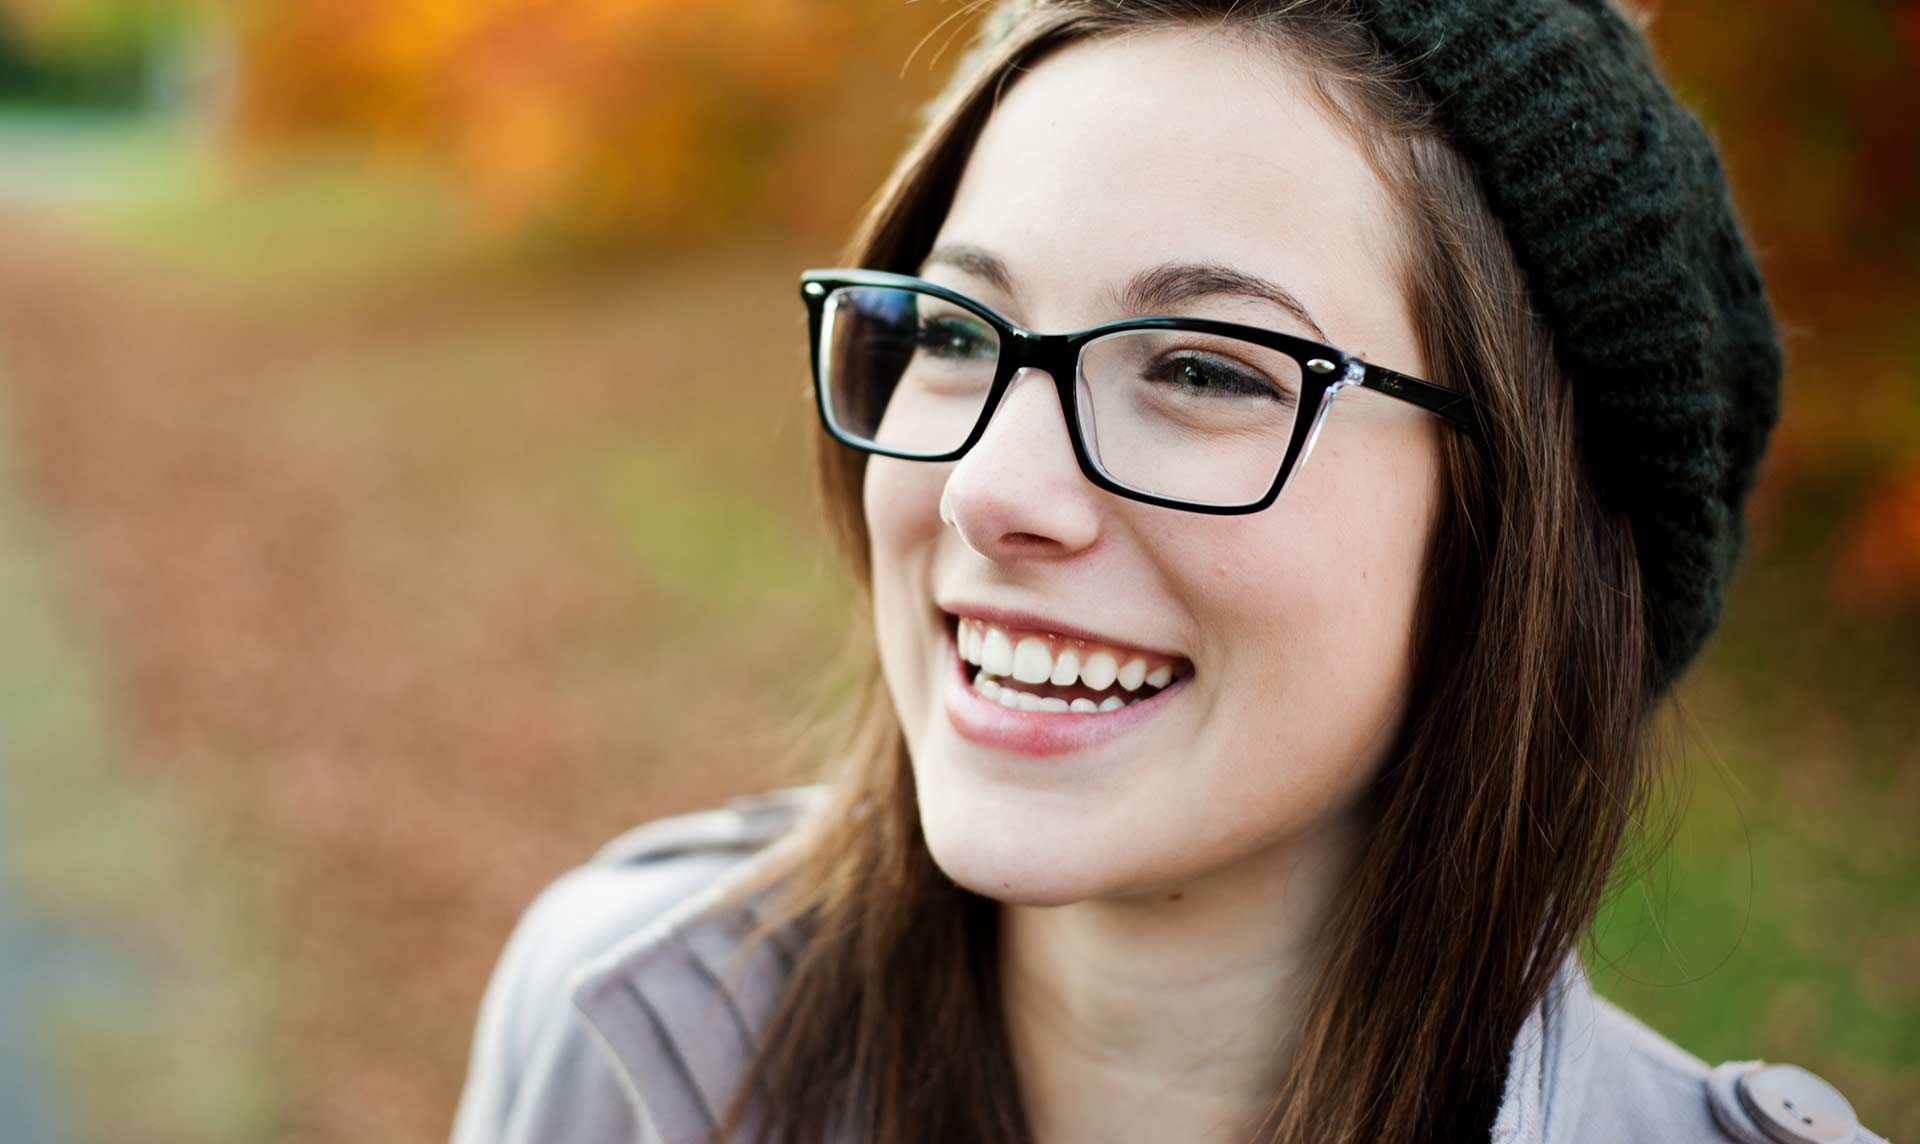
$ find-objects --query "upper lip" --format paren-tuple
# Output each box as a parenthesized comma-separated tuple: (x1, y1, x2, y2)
(938, 600, 1190, 663)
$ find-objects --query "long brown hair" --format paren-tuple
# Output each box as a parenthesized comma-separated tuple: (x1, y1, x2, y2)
(721, 3, 1654, 1141)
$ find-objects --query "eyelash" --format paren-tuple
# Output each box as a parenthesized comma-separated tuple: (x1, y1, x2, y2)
(915, 315, 996, 358)
(1143, 351, 1293, 403)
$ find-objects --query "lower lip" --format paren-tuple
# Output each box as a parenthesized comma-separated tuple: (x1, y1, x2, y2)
(941, 628, 1190, 757)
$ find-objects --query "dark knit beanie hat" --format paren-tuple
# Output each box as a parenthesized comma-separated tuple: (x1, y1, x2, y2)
(952, 0, 1783, 698)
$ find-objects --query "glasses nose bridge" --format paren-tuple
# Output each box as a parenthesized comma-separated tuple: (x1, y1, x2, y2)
(1000, 328, 1081, 405)
(963, 327, 1083, 459)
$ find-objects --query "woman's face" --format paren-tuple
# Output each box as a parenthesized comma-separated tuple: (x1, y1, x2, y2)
(864, 28, 1445, 906)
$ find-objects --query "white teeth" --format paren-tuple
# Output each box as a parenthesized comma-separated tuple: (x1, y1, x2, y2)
(1011, 637, 1053, 685)
(980, 627, 1015, 676)
(959, 617, 1189, 708)
(971, 670, 1164, 716)
(1080, 651, 1118, 691)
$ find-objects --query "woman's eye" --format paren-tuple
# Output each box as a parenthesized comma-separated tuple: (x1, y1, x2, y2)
(915, 316, 995, 359)
(1149, 353, 1288, 401)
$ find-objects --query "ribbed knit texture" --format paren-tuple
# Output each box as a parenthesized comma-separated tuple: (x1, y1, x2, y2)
(1361, 0, 1781, 694)
(953, 0, 1783, 697)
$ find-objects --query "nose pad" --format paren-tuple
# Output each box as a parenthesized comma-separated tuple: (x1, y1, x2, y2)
(958, 365, 1094, 494)
(977, 365, 1068, 446)
(940, 367, 1100, 557)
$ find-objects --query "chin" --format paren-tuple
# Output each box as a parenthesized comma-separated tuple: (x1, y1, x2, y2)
(928, 844, 1102, 908)
(914, 785, 1116, 907)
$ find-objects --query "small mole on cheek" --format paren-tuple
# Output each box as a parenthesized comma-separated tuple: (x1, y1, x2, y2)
(1167, 891, 1185, 902)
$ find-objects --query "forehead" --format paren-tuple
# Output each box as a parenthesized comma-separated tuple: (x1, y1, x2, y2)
(934, 26, 1404, 342)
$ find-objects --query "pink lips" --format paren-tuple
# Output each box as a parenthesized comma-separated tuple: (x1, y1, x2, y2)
(940, 625, 1189, 757)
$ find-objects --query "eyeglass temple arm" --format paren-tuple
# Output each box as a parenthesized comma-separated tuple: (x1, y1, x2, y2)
(1356, 363, 1487, 439)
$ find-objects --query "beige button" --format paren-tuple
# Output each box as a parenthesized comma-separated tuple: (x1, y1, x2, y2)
(1737, 1063, 1860, 1144)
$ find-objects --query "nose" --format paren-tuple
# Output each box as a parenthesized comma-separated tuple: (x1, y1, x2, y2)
(940, 367, 1102, 559)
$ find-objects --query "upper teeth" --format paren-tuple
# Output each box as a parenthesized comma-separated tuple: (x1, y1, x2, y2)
(955, 617, 1182, 693)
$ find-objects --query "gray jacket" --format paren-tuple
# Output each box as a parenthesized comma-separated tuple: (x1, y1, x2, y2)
(451, 786, 1888, 1144)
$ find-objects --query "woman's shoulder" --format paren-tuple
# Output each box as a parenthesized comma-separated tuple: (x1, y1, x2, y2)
(482, 782, 824, 1023)
(1564, 990, 1888, 1144)
(452, 784, 826, 1144)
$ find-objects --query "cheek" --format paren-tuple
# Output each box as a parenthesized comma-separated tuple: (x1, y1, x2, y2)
(1186, 440, 1440, 795)
(862, 459, 950, 729)
(1181, 514, 1394, 673)
(862, 457, 947, 588)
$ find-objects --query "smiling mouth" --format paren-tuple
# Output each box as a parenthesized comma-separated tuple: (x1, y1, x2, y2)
(948, 614, 1192, 713)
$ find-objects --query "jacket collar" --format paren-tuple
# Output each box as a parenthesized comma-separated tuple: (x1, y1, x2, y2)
(1492, 955, 1600, 1144)
(573, 843, 1603, 1144)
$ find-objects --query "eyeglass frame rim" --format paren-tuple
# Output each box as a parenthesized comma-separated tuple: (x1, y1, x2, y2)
(800, 267, 1486, 516)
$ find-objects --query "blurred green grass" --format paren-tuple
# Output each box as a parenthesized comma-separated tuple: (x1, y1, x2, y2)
(0, 113, 1911, 1142)
(1588, 514, 1919, 1127)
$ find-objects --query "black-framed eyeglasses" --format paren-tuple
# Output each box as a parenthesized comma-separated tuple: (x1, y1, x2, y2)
(801, 268, 1482, 514)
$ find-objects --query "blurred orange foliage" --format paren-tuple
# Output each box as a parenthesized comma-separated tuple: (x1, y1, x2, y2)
(222, 0, 1920, 605)
(1832, 463, 1920, 609)
(228, 0, 974, 243)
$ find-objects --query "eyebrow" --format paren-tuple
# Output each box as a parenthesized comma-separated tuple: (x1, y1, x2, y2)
(922, 243, 1331, 343)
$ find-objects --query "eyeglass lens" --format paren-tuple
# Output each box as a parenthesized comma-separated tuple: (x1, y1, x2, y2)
(819, 285, 1304, 506)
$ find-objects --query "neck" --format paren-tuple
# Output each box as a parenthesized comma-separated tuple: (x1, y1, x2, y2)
(998, 817, 1360, 1144)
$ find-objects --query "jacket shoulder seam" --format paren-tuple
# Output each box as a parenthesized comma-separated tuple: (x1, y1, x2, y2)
(571, 787, 822, 1006)
(1592, 994, 1714, 1083)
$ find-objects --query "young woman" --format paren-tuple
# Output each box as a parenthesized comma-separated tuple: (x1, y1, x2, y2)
(455, 2, 1887, 1142)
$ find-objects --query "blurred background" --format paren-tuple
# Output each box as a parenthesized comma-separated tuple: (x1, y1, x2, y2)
(0, 1, 1911, 1140)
